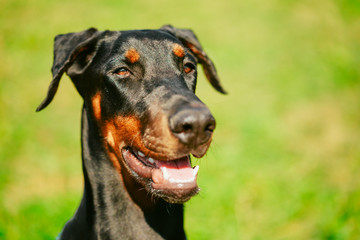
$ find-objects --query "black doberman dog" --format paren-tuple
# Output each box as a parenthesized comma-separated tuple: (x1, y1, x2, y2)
(37, 25, 226, 240)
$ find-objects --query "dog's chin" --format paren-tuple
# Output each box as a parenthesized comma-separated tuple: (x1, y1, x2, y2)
(121, 148, 200, 204)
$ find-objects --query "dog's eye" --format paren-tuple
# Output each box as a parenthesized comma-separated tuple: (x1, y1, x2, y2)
(114, 67, 131, 77)
(184, 63, 195, 74)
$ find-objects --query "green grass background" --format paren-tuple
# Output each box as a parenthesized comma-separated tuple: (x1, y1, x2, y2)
(1, 0, 360, 239)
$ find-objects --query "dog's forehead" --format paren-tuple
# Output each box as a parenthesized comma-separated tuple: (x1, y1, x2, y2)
(107, 30, 185, 61)
(118, 29, 181, 47)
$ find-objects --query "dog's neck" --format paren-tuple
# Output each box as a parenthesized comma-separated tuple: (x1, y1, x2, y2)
(60, 106, 186, 240)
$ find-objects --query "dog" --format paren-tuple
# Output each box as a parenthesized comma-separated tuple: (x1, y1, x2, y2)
(37, 25, 226, 240)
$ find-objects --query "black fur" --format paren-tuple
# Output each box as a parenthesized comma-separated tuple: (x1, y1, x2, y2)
(38, 25, 225, 240)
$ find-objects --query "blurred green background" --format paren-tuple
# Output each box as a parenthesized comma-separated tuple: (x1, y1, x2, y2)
(1, 0, 360, 239)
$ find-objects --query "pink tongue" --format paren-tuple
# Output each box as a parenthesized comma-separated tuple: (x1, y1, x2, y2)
(152, 156, 198, 184)
(156, 157, 193, 180)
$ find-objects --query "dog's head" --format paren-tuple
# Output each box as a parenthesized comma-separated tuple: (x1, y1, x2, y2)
(37, 25, 226, 204)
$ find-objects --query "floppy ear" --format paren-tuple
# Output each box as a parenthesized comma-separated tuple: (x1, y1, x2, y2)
(36, 28, 99, 112)
(161, 25, 227, 94)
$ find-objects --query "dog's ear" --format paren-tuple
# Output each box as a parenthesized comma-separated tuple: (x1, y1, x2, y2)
(36, 28, 100, 112)
(161, 25, 227, 94)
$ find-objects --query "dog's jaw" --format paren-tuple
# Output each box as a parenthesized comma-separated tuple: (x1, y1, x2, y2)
(121, 148, 200, 204)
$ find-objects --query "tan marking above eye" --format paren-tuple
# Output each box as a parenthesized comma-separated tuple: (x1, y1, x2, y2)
(173, 44, 185, 58)
(125, 48, 140, 63)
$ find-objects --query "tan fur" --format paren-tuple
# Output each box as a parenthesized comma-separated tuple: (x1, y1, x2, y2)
(173, 44, 185, 58)
(91, 92, 102, 120)
(125, 48, 140, 63)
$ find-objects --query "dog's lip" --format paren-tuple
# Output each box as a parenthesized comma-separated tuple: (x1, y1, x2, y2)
(121, 148, 199, 189)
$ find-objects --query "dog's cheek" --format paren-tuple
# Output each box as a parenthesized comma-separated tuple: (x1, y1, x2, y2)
(106, 131, 115, 148)
(102, 123, 122, 173)
(91, 92, 102, 120)
(102, 116, 145, 178)
(102, 116, 144, 154)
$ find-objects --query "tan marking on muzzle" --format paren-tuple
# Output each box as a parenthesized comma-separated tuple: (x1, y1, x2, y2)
(102, 116, 144, 164)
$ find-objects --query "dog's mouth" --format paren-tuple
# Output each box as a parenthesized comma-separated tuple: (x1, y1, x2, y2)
(121, 147, 199, 203)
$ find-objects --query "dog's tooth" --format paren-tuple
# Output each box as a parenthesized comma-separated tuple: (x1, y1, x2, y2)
(148, 157, 155, 164)
(169, 177, 194, 184)
(192, 165, 199, 176)
(161, 167, 169, 180)
(138, 151, 145, 157)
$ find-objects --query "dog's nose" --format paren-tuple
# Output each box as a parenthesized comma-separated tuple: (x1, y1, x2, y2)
(169, 107, 216, 146)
